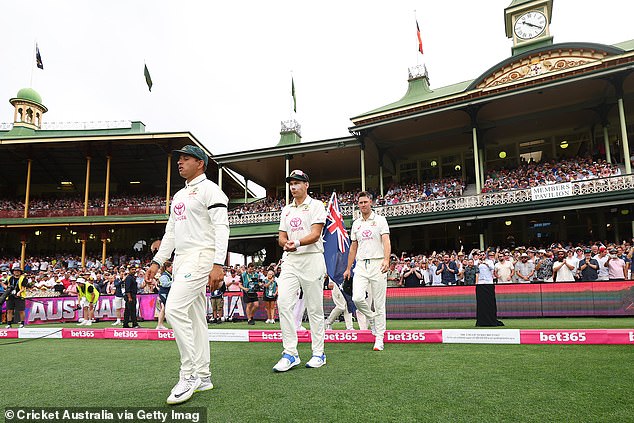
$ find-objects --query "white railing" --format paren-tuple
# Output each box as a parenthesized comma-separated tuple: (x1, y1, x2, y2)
(228, 174, 634, 225)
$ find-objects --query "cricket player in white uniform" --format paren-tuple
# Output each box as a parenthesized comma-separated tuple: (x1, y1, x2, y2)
(343, 191, 391, 351)
(273, 169, 328, 372)
(146, 145, 229, 404)
(325, 278, 353, 330)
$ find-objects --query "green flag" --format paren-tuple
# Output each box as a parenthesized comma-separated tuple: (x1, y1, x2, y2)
(291, 77, 296, 112)
(144, 64, 153, 92)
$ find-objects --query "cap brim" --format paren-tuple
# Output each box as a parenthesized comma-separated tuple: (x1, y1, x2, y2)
(286, 176, 308, 183)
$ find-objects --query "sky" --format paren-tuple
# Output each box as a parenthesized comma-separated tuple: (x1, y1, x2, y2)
(2, 0, 633, 157)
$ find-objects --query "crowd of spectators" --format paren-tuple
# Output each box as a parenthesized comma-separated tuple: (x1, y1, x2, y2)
(228, 178, 466, 215)
(385, 239, 633, 287)
(2, 238, 631, 301)
(0, 157, 626, 218)
(482, 157, 621, 193)
(0, 254, 154, 298)
(0, 194, 166, 217)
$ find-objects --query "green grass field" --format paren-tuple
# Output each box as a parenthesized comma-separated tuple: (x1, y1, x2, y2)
(2, 318, 633, 422)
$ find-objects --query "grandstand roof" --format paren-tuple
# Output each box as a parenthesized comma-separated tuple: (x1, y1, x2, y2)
(0, 123, 249, 200)
(350, 40, 633, 125)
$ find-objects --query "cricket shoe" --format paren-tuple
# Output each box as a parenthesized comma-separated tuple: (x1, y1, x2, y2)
(166, 375, 201, 405)
(373, 339, 384, 351)
(273, 353, 301, 372)
(305, 354, 326, 368)
(196, 376, 214, 392)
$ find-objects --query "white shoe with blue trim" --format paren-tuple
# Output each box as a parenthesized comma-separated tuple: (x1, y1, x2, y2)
(305, 354, 326, 368)
(273, 354, 301, 372)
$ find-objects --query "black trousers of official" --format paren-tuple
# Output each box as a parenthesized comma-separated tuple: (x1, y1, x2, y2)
(123, 295, 138, 327)
(475, 284, 502, 326)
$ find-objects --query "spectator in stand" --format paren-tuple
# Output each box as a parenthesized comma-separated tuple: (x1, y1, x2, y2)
(494, 252, 514, 283)
(386, 262, 401, 287)
(455, 253, 466, 285)
(567, 249, 581, 280)
(578, 249, 599, 281)
(534, 249, 554, 282)
(401, 260, 422, 287)
(594, 247, 610, 281)
(553, 250, 576, 282)
(429, 257, 443, 286)
(419, 260, 432, 286)
(514, 253, 535, 283)
(482, 156, 621, 193)
(463, 258, 479, 286)
(616, 246, 631, 278)
(436, 254, 459, 286)
(606, 249, 627, 281)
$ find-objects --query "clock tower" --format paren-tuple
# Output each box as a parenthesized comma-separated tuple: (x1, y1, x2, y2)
(505, 0, 553, 56)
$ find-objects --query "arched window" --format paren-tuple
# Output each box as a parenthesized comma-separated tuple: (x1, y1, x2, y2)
(17, 108, 23, 122)
(35, 113, 40, 126)
(26, 108, 33, 123)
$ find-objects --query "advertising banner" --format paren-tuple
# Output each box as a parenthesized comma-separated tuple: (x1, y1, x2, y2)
(11, 281, 634, 325)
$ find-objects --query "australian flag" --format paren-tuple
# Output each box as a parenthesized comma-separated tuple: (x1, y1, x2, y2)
(323, 192, 355, 312)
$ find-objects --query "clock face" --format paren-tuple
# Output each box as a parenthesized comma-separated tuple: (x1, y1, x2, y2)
(514, 11, 547, 40)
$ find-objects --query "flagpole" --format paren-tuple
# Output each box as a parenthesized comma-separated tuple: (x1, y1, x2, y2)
(30, 41, 36, 87)
(290, 70, 294, 120)
(413, 11, 417, 66)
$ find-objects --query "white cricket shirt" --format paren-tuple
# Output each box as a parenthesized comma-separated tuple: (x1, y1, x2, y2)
(350, 211, 390, 260)
(279, 196, 326, 255)
(153, 174, 229, 266)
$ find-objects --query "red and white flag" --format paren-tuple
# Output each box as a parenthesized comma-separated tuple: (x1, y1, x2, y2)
(416, 19, 424, 55)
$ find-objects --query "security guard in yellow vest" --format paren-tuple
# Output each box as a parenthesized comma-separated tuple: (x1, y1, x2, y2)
(76, 278, 100, 326)
(4, 264, 27, 328)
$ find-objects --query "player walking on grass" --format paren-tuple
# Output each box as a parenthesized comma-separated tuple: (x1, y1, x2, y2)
(273, 169, 327, 372)
(146, 145, 229, 404)
(343, 191, 391, 351)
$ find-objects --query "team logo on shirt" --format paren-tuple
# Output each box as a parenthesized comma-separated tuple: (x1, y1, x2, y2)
(189, 187, 199, 196)
(290, 217, 303, 232)
(362, 229, 373, 240)
(174, 202, 187, 221)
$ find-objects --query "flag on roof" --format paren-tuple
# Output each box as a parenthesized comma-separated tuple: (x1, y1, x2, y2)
(36, 44, 44, 69)
(291, 77, 296, 113)
(323, 192, 356, 313)
(416, 20, 424, 55)
(144, 64, 153, 92)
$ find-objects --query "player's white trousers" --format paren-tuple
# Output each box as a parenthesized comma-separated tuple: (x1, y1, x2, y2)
(352, 259, 387, 339)
(277, 253, 326, 357)
(327, 284, 353, 330)
(166, 251, 213, 379)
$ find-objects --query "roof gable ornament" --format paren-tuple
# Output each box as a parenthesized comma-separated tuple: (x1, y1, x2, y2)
(475, 46, 612, 89)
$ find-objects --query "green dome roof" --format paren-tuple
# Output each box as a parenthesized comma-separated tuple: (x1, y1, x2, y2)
(15, 87, 43, 105)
